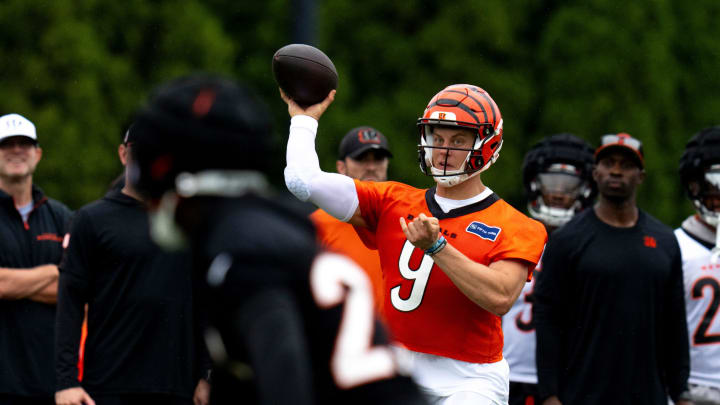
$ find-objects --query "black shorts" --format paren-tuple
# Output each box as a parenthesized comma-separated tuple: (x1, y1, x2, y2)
(509, 382, 539, 405)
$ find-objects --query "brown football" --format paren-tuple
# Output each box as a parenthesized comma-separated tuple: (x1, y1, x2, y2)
(272, 44, 338, 108)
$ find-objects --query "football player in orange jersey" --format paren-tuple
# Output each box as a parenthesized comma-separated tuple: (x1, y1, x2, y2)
(282, 84, 547, 405)
(310, 126, 392, 315)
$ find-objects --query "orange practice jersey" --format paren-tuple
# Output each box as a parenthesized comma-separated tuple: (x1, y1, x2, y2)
(354, 180, 547, 364)
(310, 209, 386, 315)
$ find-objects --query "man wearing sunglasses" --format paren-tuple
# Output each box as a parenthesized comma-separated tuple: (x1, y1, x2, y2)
(534, 133, 692, 405)
(676, 126, 720, 405)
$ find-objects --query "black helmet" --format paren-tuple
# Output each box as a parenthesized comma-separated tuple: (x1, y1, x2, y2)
(522, 133, 595, 227)
(679, 126, 720, 226)
(130, 74, 273, 200)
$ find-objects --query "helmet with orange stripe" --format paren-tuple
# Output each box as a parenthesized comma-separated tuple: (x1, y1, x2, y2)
(416, 84, 503, 187)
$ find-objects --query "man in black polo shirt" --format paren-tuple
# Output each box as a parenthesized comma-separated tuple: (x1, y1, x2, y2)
(0, 113, 72, 405)
(533, 133, 692, 405)
(54, 126, 211, 405)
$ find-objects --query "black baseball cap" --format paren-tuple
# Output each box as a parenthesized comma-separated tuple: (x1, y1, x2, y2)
(338, 126, 393, 160)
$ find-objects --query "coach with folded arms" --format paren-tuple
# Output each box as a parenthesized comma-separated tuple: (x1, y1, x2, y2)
(0, 113, 72, 405)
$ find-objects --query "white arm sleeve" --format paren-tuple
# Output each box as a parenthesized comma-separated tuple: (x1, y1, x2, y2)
(284, 115, 359, 222)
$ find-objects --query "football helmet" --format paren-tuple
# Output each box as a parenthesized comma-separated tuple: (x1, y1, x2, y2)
(129, 74, 273, 249)
(679, 126, 720, 227)
(522, 133, 595, 227)
(417, 84, 503, 187)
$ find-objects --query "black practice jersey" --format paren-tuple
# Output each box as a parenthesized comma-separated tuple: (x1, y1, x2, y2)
(55, 189, 206, 397)
(194, 194, 426, 405)
(534, 208, 690, 404)
(0, 186, 72, 398)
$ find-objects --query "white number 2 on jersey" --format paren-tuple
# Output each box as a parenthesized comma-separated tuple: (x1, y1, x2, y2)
(391, 240, 434, 312)
(310, 252, 396, 388)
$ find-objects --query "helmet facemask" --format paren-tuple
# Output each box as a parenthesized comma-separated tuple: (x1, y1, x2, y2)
(418, 119, 503, 187)
(691, 165, 720, 263)
(678, 127, 720, 262)
(527, 164, 591, 228)
(688, 164, 720, 227)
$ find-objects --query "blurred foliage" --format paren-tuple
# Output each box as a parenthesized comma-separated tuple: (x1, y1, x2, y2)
(0, 0, 235, 207)
(1, 0, 718, 226)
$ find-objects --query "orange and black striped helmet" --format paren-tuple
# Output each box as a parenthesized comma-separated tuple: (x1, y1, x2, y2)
(416, 84, 503, 186)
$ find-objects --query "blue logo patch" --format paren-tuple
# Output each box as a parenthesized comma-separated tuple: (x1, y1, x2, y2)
(465, 222, 501, 242)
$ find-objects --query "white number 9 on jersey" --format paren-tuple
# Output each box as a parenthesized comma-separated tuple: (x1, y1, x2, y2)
(391, 240, 434, 312)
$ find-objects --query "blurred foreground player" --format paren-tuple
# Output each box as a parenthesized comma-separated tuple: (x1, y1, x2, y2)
(502, 133, 594, 405)
(676, 126, 720, 405)
(129, 74, 427, 405)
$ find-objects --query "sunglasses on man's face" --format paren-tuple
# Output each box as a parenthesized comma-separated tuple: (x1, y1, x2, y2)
(0, 137, 37, 149)
(600, 134, 642, 151)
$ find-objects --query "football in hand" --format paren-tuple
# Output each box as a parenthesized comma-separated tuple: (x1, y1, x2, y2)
(272, 44, 338, 108)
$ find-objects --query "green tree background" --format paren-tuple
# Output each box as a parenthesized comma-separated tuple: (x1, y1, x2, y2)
(1, 0, 718, 226)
